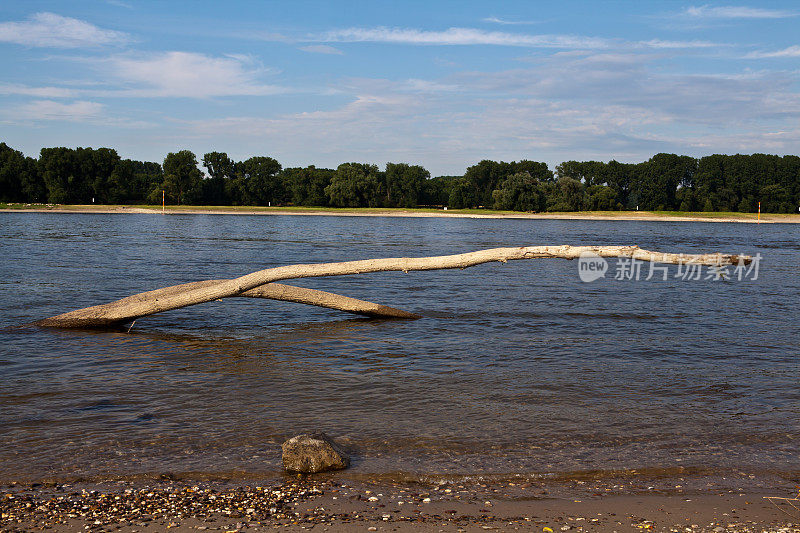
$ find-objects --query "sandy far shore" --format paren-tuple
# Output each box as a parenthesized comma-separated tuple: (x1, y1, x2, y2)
(2, 477, 798, 533)
(2, 205, 799, 223)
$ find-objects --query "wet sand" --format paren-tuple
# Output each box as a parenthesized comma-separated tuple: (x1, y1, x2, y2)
(3, 477, 799, 533)
(1, 205, 798, 223)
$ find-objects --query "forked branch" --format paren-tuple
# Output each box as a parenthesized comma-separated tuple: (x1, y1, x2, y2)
(35, 245, 751, 329)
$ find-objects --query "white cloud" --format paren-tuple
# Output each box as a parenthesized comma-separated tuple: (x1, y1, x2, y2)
(321, 27, 612, 49)
(460, 52, 800, 122)
(15, 100, 105, 121)
(745, 45, 800, 59)
(0, 83, 78, 98)
(0, 52, 288, 101)
(335, 77, 459, 95)
(179, 93, 669, 172)
(482, 16, 539, 25)
(314, 27, 721, 52)
(0, 12, 129, 48)
(181, 93, 427, 163)
(176, 49, 800, 174)
(400, 79, 459, 93)
(106, 0, 133, 8)
(103, 51, 284, 98)
(181, 90, 446, 163)
(638, 39, 719, 49)
(684, 5, 796, 19)
(4, 98, 154, 128)
(299, 44, 344, 55)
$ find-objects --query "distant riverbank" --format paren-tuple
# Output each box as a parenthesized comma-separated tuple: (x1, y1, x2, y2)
(2, 202, 799, 223)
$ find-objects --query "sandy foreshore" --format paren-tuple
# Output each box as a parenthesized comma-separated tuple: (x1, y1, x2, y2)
(2, 475, 799, 532)
(1, 204, 799, 223)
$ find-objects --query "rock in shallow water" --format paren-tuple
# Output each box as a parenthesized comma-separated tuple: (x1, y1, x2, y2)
(281, 432, 350, 473)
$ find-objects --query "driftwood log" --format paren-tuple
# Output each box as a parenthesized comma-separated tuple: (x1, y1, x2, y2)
(34, 280, 419, 327)
(110, 279, 420, 319)
(35, 245, 751, 329)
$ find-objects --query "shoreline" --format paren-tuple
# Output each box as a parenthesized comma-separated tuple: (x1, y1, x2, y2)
(2, 475, 798, 532)
(1, 204, 799, 223)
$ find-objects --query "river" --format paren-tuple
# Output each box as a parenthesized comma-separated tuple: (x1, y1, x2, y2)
(0, 213, 797, 487)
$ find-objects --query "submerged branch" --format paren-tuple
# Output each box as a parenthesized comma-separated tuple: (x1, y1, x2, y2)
(35, 280, 419, 327)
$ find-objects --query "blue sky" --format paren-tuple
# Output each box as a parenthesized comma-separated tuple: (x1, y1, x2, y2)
(1, 1, 799, 175)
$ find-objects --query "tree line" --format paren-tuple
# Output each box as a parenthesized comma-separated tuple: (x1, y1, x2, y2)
(1, 142, 799, 213)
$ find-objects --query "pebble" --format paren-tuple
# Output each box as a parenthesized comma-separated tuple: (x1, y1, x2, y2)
(0, 480, 324, 530)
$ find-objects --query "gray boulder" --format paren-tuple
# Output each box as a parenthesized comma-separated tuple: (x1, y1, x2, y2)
(281, 432, 350, 473)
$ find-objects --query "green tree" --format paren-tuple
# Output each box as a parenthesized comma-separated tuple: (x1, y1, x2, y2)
(160, 150, 203, 205)
(202, 151, 236, 205)
(87, 147, 122, 203)
(384, 163, 429, 207)
(760, 183, 790, 213)
(105, 160, 133, 204)
(38, 146, 122, 204)
(236, 156, 283, 206)
(420, 175, 457, 206)
(586, 185, 619, 211)
(127, 160, 163, 203)
(556, 160, 606, 186)
(447, 178, 476, 209)
(676, 187, 696, 212)
(20, 155, 45, 202)
(604, 160, 636, 208)
(633, 153, 695, 210)
(0, 142, 43, 202)
(464, 160, 552, 207)
(547, 177, 585, 211)
(491, 172, 547, 211)
(285, 166, 334, 206)
(39, 147, 83, 203)
(737, 196, 755, 213)
(325, 163, 382, 207)
(713, 188, 738, 212)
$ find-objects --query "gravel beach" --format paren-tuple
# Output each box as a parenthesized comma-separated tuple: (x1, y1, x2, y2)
(3, 476, 799, 533)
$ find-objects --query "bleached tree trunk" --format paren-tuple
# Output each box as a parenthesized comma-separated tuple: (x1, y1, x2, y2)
(34, 280, 419, 327)
(35, 245, 750, 329)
